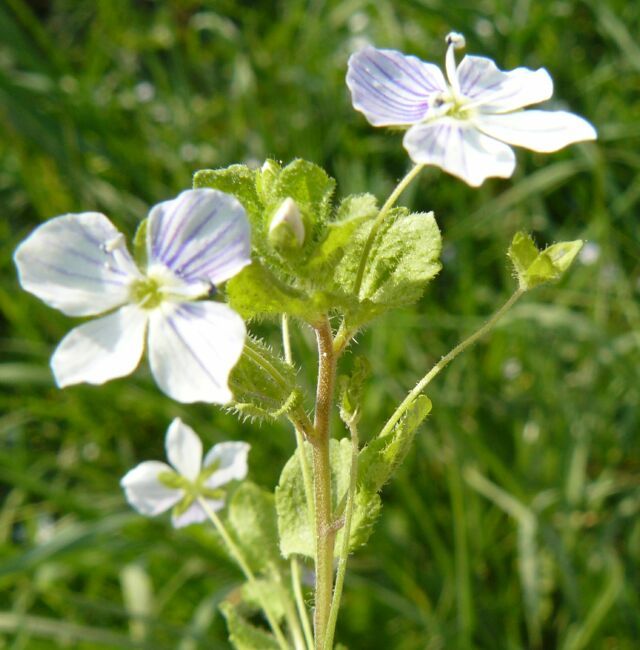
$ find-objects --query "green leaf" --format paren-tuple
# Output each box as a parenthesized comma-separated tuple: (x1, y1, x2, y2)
(359, 395, 432, 494)
(228, 482, 281, 573)
(330, 208, 442, 326)
(225, 261, 320, 322)
(338, 356, 371, 425)
(228, 336, 302, 422)
(275, 439, 381, 558)
(241, 578, 288, 622)
(220, 602, 280, 650)
(508, 232, 584, 290)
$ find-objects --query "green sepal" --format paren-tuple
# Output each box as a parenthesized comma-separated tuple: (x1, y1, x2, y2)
(225, 261, 322, 322)
(157, 470, 186, 490)
(220, 601, 280, 650)
(132, 218, 148, 268)
(359, 395, 432, 494)
(228, 482, 281, 573)
(275, 439, 381, 558)
(228, 336, 301, 423)
(508, 232, 584, 290)
(338, 356, 371, 425)
(172, 494, 195, 518)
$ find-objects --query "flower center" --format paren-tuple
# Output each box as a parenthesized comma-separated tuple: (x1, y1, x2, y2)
(130, 277, 164, 309)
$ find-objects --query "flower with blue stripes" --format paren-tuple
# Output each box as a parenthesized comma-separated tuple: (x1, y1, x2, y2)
(14, 189, 250, 403)
(347, 32, 596, 186)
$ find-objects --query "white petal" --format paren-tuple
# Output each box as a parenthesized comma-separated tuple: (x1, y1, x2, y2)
(346, 46, 447, 126)
(14, 212, 140, 317)
(51, 305, 147, 387)
(475, 110, 597, 152)
(203, 441, 250, 489)
(165, 418, 203, 481)
(120, 461, 183, 516)
(147, 189, 251, 286)
(403, 119, 516, 186)
(171, 499, 224, 529)
(148, 301, 246, 404)
(457, 55, 553, 112)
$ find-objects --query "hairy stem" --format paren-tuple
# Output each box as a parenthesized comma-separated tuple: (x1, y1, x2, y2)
(324, 416, 359, 650)
(379, 288, 525, 439)
(291, 557, 315, 650)
(311, 317, 337, 649)
(197, 498, 289, 650)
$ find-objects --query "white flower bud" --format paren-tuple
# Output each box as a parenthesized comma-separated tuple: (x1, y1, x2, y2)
(268, 197, 305, 248)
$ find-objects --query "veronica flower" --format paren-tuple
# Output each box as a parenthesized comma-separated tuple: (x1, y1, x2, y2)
(14, 189, 250, 403)
(347, 32, 597, 186)
(121, 418, 249, 528)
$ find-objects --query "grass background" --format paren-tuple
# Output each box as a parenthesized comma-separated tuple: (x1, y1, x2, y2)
(1, 0, 638, 648)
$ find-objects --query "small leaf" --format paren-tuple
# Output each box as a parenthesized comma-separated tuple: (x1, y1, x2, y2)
(338, 356, 371, 424)
(228, 336, 301, 422)
(225, 262, 320, 322)
(359, 395, 432, 494)
(241, 578, 288, 622)
(220, 602, 280, 650)
(228, 482, 281, 573)
(508, 232, 584, 290)
(275, 439, 381, 558)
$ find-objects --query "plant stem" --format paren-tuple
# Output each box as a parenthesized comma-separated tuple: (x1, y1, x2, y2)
(324, 417, 359, 650)
(311, 317, 337, 649)
(378, 288, 525, 439)
(197, 498, 290, 650)
(291, 557, 315, 650)
(352, 163, 424, 297)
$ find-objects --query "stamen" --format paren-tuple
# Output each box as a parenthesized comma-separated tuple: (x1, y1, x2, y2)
(444, 31, 466, 98)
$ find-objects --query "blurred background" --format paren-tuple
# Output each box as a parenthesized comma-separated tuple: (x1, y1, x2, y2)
(0, 0, 638, 648)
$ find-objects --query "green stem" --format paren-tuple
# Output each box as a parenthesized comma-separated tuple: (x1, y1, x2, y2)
(311, 317, 337, 649)
(197, 498, 290, 650)
(352, 163, 424, 297)
(291, 557, 315, 650)
(378, 288, 524, 440)
(324, 417, 359, 650)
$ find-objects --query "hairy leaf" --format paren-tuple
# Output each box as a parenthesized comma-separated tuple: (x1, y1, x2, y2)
(220, 602, 280, 650)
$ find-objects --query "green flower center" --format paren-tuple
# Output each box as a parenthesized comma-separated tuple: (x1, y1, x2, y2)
(130, 277, 164, 309)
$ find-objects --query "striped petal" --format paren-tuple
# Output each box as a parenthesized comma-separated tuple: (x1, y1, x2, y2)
(14, 212, 140, 317)
(403, 119, 516, 186)
(147, 301, 246, 404)
(475, 110, 597, 152)
(121, 461, 183, 516)
(147, 189, 251, 286)
(165, 418, 202, 482)
(203, 441, 250, 489)
(457, 55, 553, 113)
(51, 304, 147, 387)
(347, 46, 447, 126)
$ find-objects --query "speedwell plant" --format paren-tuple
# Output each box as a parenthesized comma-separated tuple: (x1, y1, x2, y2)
(14, 33, 595, 649)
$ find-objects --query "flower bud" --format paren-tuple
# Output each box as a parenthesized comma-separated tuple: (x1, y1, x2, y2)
(268, 197, 305, 249)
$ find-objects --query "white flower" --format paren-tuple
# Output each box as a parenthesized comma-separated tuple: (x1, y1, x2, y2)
(346, 32, 597, 186)
(14, 189, 251, 403)
(121, 418, 250, 528)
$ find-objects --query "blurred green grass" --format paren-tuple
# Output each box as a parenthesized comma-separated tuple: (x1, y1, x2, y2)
(1, 0, 639, 648)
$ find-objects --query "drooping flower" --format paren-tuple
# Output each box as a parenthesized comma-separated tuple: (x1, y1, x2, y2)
(121, 418, 249, 528)
(14, 189, 250, 403)
(346, 32, 597, 186)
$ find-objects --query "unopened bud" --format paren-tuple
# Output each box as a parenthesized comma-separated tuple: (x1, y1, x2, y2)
(445, 32, 466, 50)
(268, 198, 305, 248)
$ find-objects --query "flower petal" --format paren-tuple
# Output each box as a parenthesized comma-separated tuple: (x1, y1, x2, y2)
(165, 418, 203, 481)
(475, 110, 597, 152)
(148, 301, 246, 404)
(121, 461, 183, 516)
(203, 441, 250, 489)
(14, 212, 140, 317)
(147, 189, 251, 286)
(403, 119, 516, 186)
(171, 499, 225, 529)
(51, 305, 147, 387)
(457, 55, 553, 112)
(346, 46, 447, 126)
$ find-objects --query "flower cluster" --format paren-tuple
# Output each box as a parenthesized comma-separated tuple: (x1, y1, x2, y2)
(347, 32, 596, 186)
